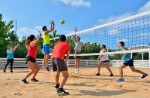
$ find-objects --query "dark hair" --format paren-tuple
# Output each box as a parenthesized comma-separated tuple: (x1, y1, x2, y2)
(26, 35, 35, 46)
(42, 26, 47, 31)
(102, 44, 107, 50)
(28, 35, 35, 42)
(77, 36, 80, 41)
(119, 41, 125, 47)
(59, 35, 66, 42)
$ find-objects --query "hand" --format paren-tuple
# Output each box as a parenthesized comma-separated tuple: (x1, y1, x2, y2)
(38, 33, 42, 37)
(74, 27, 77, 33)
(121, 59, 123, 62)
(50, 21, 54, 25)
(17, 43, 20, 46)
(97, 58, 99, 61)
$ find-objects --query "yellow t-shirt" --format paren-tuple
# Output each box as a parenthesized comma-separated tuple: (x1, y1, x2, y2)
(43, 32, 50, 44)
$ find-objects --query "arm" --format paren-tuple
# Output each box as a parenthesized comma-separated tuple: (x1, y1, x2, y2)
(30, 34, 42, 46)
(25, 38, 30, 49)
(121, 48, 127, 61)
(44, 21, 54, 35)
(14, 44, 20, 51)
(65, 50, 70, 65)
(97, 49, 104, 60)
(73, 28, 77, 41)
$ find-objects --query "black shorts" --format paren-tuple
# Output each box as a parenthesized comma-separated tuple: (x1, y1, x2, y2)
(101, 60, 109, 63)
(52, 58, 68, 72)
(74, 52, 81, 59)
(123, 59, 134, 67)
(25, 56, 36, 64)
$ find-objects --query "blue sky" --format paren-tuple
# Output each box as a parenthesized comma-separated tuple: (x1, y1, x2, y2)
(0, 0, 150, 49)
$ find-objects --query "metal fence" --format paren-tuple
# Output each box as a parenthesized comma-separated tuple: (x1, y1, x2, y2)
(0, 58, 149, 69)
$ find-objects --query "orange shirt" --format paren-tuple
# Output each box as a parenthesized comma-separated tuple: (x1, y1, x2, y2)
(51, 42, 70, 60)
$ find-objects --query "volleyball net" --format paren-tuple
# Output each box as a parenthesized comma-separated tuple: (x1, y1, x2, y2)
(50, 11, 150, 62)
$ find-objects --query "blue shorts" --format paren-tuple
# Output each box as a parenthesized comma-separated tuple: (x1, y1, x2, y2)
(43, 44, 50, 54)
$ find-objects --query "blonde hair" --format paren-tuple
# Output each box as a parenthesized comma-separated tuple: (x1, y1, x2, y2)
(7, 45, 12, 50)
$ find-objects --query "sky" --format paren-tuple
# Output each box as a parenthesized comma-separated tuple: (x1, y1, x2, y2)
(0, 0, 150, 49)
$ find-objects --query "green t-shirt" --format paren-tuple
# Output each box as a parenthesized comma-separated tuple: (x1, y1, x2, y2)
(43, 32, 50, 44)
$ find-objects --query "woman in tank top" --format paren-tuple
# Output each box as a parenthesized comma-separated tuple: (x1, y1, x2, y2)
(116, 41, 148, 82)
(21, 34, 41, 84)
(95, 44, 113, 76)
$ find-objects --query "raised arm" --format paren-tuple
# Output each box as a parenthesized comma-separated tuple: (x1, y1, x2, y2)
(44, 21, 54, 35)
(73, 28, 77, 41)
(30, 34, 42, 46)
(25, 38, 30, 49)
(14, 44, 20, 51)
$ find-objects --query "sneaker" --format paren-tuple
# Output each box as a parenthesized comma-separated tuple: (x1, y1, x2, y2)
(57, 88, 69, 95)
(31, 79, 39, 82)
(116, 78, 124, 82)
(55, 84, 60, 89)
(95, 73, 100, 76)
(141, 73, 148, 79)
(110, 74, 114, 76)
(3, 70, 6, 73)
(74, 69, 78, 74)
(44, 66, 50, 71)
(77, 69, 80, 73)
(21, 79, 28, 84)
(10, 71, 13, 73)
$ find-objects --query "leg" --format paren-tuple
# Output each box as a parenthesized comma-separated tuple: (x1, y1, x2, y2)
(44, 55, 46, 66)
(74, 59, 78, 69)
(4, 59, 10, 71)
(44, 54, 49, 67)
(119, 64, 127, 78)
(55, 72, 60, 84)
(105, 62, 113, 74)
(23, 61, 36, 80)
(32, 62, 40, 79)
(97, 62, 104, 74)
(10, 59, 14, 72)
(59, 71, 69, 88)
(130, 66, 145, 75)
(77, 59, 80, 69)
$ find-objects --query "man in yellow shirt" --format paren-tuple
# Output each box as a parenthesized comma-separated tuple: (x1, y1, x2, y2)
(42, 21, 54, 71)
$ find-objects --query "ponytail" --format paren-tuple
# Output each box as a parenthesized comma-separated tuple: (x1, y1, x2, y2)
(102, 44, 107, 51)
(25, 37, 30, 46)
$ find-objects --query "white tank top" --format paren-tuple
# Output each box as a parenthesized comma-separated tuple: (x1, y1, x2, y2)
(99, 49, 109, 61)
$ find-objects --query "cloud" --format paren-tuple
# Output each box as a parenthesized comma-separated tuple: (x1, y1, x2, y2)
(53, 0, 91, 7)
(18, 26, 42, 38)
(98, 13, 133, 25)
(138, 1, 150, 13)
(97, 1, 150, 25)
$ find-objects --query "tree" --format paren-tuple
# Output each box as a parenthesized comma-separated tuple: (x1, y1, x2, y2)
(0, 13, 19, 57)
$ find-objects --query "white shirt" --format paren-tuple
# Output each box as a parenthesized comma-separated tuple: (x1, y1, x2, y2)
(74, 41, 83, 51)
(99, 49, 109, 61)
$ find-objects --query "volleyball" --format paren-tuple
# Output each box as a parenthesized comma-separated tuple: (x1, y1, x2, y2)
(60, 20, 65, 24)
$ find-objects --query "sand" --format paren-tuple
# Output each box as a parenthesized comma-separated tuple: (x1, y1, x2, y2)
(0, 66, 150, 98)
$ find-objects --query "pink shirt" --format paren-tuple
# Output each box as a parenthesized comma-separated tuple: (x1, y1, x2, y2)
(27, 45, 37, 58)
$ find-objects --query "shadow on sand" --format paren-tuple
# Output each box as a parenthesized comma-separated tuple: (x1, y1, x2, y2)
(74, 89, 136, 96)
